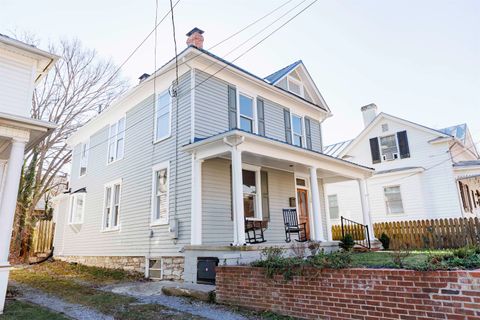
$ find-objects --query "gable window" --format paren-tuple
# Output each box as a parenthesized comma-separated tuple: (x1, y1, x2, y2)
(79, 140, 89, 177)
(239, 94, 255, 133)
(108, 117, 125, 163)
(155, 91, 171, 142)
(69, 193, 86, 224)
(380, 135, 399, 161)
(328, 195, 340, 219)
(152, 162, 169, 225)
(291, 114, 304, 147)
(384, 186, 404, 214)
(103, 180, 121, 230)
(243, 165, 262, 220)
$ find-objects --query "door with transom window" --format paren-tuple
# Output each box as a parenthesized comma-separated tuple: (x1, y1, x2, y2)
(297, 188, 310, 240)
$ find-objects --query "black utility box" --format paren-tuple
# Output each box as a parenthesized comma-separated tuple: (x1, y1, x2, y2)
(197, 257, 219, 285)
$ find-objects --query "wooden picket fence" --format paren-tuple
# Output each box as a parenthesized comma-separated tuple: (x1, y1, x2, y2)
(332, 217, 480, 250)
(31, 220, 55, 254)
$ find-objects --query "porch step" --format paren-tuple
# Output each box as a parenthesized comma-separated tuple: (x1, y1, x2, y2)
(160, 281, 216, 303)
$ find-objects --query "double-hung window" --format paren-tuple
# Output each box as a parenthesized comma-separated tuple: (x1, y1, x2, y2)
(242, 165, 262, 220)
(291, 114, 304, 147)
(69, 193, 86, 224)
(107, 117, 125, 163)
(155, 91, 171, 142)
(239, 94, 254, 133)
(328, 194, 340, 219)
(384, 186, 404, 214)
(103, 180, 121, 230)
(79, 140, 89, 177)
(152, 162, 169, 225)
(380, 135, 399, 161)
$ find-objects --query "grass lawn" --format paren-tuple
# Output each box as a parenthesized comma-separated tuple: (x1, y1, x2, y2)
(0, 300, 68, 320)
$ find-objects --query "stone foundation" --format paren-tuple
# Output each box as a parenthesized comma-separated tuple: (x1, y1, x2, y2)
(160, 256, 185, 281)
(55, 255, 145, 274)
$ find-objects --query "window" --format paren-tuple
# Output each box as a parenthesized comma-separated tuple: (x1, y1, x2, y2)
(107, 117, 125, 163)
(69, 193, 86, 224)
(152, 163, 169, 224)
(287, 75, 304, 98)
(239, 94, 254, 133)
(243, 166, 262, 219)
(328, 195, 339, 219)
(79, 141, 89, 176)
(291, 114, 304, 147)
(380, 135, 399, 161)
(381, 123, 389, 132)
(384, 186, 404, 214)
(296, 178, 306, 187)
(155, 91, 171, 141)
(103, 180, 121, 230)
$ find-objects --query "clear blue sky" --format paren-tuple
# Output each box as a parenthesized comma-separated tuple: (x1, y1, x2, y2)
(2, 0, 479, 145)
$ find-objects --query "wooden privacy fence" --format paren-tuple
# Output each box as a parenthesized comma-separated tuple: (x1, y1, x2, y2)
(31, 220, 55, 254)
(332, 217, 480, 249)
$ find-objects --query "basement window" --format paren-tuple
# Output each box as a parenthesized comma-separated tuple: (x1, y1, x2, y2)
(148, 259, 162, 279)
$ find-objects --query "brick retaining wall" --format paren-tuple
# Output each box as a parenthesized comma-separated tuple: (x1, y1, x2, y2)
(216, 266, 480, 320)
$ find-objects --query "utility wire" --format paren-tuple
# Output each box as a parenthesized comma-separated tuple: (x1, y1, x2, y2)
(72, 0, 318, 159)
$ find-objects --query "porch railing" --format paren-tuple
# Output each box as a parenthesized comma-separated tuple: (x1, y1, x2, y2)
(340, 216, 371, 250)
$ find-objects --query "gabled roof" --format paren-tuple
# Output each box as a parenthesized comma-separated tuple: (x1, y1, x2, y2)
(264, 60, 302, 84)
(323, 140, 352, 157)
(440, 124, 467, 143)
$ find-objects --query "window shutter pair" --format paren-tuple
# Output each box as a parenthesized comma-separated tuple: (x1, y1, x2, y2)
(284, 109, 292, 144)
(397, 131, 410, 159)
(305, 118, 312, 150)
(257, 98, 265, 136)
(228, 86, 237, 129)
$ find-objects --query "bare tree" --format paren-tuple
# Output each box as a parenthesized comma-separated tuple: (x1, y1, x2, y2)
(10, 37, 129, 262)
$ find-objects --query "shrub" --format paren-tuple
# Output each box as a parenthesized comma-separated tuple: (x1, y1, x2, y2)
(423, 245, 480, 270)
(339, 234, 355, 251)
(260, 246, 284, 260)
(390, 244, 411, 268)
(379, 233, 390, 250)
(310, 251, 352, 269)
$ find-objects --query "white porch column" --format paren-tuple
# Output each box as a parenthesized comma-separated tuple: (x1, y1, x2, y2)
(231, 147, 246, 245)
(191, 156, 203, 245)
(357, 178, 375, 240)
(309, 167, 325, 241)
(0, 161, 6, 208)
(0, 138, 27, 314)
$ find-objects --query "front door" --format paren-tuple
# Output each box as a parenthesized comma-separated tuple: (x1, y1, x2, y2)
(297, 188, 310, 240)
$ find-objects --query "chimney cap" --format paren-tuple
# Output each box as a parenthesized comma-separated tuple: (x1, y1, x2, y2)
(186, 27, 204, 37)
(361, 103, 377, 112)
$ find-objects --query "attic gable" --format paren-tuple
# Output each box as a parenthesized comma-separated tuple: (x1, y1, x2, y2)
(264, 61, 330, 113)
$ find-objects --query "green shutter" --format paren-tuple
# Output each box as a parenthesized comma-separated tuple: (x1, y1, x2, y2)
(261, 171, 270, 222)
(305, 118, 312, 150)
(257, 98, 265, 136)
(228, 86, 237, 129)
(284, 108, 292, 144)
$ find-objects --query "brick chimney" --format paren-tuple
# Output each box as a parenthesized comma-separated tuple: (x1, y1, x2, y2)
(186, 27, 204, 49)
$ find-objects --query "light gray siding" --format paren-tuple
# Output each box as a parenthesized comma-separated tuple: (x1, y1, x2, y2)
(263, 98, 287, 142)
(60, 71, 192, 257)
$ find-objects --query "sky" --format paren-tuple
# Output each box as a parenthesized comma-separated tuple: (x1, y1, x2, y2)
(1, 0, 479, 145)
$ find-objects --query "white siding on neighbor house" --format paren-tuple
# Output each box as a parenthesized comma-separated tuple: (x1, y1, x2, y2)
(55, 71, 191, 258)
(326, 117, 465, 225)
(0, 49, 36, 117)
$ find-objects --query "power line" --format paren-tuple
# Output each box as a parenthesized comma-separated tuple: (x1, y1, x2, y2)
(73, 0, 317, 159)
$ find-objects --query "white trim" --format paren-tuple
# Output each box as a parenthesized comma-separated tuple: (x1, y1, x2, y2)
(68, 193, 86, 225)
(295, 171, 315, 240)
(237, 90, 257, 134)
(101, 178, 122, 231)
(242, 163, 263, 220)
(383, 184, 405, 215)
(190, 68, 196, 143)
(106, 116, 126, 165)
(153, 90, 172, 144)
(151, 161, 170, 226)
(291, 113, 305, 148)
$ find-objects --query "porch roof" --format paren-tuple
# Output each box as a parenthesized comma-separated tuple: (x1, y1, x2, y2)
(182, 130, 374, 181)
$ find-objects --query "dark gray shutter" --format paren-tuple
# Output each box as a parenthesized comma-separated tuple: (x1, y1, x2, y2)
(305, 118, 312, 150)
(397, 130, 410, 159)
(257, 98, 265, 136)
(459, 182, 467, 211)
(284, 108, 292, 144)
(228, 86, 237, 129)
(369, 137, 381, 164)
(261, 171, 270, 223)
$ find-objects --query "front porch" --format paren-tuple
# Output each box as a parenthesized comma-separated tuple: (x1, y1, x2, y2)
(182, 130, 375, 250)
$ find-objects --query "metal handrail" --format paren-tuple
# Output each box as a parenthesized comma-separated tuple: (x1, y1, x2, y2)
(341, 216, 371, 249)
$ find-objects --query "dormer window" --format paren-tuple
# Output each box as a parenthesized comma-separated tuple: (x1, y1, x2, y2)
(287, 76, 304, 98)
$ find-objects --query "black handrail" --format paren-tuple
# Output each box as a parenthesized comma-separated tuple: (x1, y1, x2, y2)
(341, 216, 371, 249)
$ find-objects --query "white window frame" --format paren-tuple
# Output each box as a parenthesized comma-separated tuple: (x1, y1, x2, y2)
(102, 178, 122, 231)
(287, 75, 305, 98)
(328, 194, 340, 220)
(237, 91, 257, 134)
(379, 134, 400, 162)
(291, 113, 305, 147)
(242, 163, 262, 221)
(151, 161, 170, 226)
(68, 193, 86, 225)
(384, 185, 405, 215)
(107, 117, 126, 164)
(154, 90, 172, 143)
(79, 140, 89, 177)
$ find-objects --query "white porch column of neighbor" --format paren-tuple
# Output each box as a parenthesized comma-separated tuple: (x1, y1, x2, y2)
(191, 156, 203, 245)
(309, 167, 325, 241)
(231, 146, 246, 245)
(357, 178, 376, 241)
(0, 138, 27, 314)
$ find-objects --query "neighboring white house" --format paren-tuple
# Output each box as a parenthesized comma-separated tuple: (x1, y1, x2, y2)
(324, 103, 480, 227)
(0, 34, 58, 314)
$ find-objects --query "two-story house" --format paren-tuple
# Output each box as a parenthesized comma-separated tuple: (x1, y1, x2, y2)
(324, 103, 480, 228)
(0, 34, 58, 314)
(52, 28, 374, 284)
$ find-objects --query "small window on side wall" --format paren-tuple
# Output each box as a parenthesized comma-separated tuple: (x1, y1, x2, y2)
(152, 163, 169, 225)
(108, 117, 125, 164)
(79, 140, 89, 177)
(384, 186, 404, 214)
(155, 91, 171, 142)
(103, 180, 121, 230)
(328, 194, 339, 219)
(69, 193, 86, 224)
